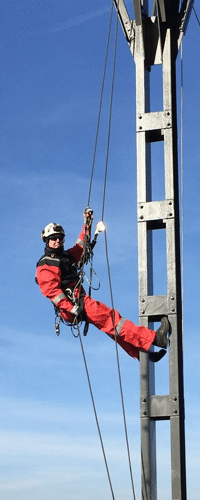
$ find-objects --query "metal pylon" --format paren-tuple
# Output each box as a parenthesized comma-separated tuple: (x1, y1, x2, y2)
(114, 1, 194, 498)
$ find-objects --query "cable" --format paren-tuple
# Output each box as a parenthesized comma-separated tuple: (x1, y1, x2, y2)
(100, 7, 137, 500)
(100, 4, 118, 220)
(87, 0, 114, 207)
(104, 232, 137, 500)
(78, 329, 116, 500)
(76, 4, 117, 499)
(193, 5, 200, 27)
(85, 3, 137, 499)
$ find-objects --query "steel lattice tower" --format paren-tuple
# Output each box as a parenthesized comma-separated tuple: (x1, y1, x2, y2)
(114, 1, 194, 498)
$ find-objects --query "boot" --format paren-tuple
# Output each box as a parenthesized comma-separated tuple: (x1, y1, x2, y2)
(153, 317, 169, 349)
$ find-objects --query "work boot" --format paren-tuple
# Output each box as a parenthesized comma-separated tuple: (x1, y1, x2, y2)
(153, 317, 169, 349)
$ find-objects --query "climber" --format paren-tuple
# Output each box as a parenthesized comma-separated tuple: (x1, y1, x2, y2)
(36, 208, 169, 359)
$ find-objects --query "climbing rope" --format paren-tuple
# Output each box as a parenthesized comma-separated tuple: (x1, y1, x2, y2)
(193, 5, 200, 27)
(104, 232, 137, 500)
(87, 0, 114, 207)
(83, 1, 137, 499)
(100, 8, 137, 499)
(75, 3, 117, 499)
(78, 330, 116, 500)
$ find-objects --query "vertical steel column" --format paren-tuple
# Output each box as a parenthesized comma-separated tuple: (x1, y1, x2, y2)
(163, 28, 187, 500)
(134, 14, 157, 500)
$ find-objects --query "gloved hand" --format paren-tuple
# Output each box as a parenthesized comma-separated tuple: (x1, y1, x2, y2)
(95, 221, 106, 235)
(83, 207, 93, 225)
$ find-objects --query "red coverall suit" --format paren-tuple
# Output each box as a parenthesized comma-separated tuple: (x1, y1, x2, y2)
(36, 224, 156, 359)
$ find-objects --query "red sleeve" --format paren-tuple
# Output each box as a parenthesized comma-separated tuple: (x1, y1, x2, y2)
(36, 264, 73, 312)
(68, 224, 90, 262)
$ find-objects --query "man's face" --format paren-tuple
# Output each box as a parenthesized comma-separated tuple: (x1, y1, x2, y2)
(48, 235, 64, 249)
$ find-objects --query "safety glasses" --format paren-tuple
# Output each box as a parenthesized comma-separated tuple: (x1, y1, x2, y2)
(49, 234, 64, 241)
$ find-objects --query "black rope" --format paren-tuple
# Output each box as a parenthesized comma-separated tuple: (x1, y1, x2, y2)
(101, 3, 117, 221)
(76, 3, 117, 499)
(78, 329, 116, 500)
(84, 2, 137, 499)
(193, 5, 200, 27)
(87, 0, 114, 207)
(104, 231, 136, 500)
(100, 7, 137, 500)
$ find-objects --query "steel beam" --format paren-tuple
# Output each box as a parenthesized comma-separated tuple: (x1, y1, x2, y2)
(113, 0, 135, 51)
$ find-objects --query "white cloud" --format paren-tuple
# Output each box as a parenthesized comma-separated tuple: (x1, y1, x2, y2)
(29, 7, 110, 38)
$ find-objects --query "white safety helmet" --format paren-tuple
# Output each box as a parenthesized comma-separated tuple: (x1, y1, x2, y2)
(41, 223, 65, 242)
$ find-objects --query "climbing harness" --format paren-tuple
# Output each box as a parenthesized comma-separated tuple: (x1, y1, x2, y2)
(53, 218, 101, 338)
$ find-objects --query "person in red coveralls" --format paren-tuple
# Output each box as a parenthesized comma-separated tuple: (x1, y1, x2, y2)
(36, 208, 169, 360)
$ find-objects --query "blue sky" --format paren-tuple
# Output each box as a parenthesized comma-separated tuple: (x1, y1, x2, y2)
(1, 1, 200, 499)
